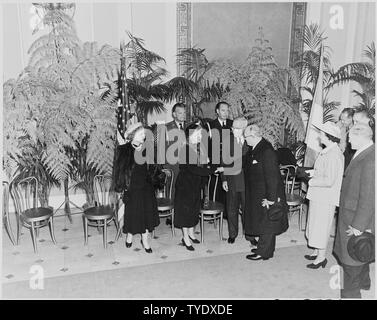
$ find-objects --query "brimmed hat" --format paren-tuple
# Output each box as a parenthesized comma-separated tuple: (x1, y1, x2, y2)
(347, 232, 375, 263)
(125, 122, 143, 138)
(232, 117, 248, 129)
(313, 122, 341, 139)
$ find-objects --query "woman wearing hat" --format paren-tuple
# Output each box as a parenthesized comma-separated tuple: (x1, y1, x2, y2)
(174, 121, 223, 251)
(116, 123, 159, 253)
(305, 122, 344, 268)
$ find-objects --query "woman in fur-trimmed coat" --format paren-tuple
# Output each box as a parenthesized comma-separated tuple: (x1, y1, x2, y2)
(114, 123, 159, 253)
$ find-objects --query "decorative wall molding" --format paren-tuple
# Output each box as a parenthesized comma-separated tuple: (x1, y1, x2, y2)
(176, 2, 192, 77)
(285, 2, 307, 145)
(288, 2, 307, 106)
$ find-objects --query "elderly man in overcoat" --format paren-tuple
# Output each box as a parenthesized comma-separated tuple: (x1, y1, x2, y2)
(243, 125, 288, 260)
(333, 123, 375, 299)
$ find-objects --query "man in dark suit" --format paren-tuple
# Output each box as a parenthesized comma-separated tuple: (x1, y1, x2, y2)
(221, 117, 256, 245)
(164, 103, 187, 225)
(207, 102, 233, 216)
(243, 125, 288, 260)
(333, 123, 375, 299)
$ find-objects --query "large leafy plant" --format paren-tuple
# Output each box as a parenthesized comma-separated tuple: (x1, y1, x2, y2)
(296, 23, 340, 123)
(328, 42, 375, 117)
(123, 32, 168, 125)
(207, 28, 305, 147)
(165, 47, 225, 119)
(3, 3, 119, 205)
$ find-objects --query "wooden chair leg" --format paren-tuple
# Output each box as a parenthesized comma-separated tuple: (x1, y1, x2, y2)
(200, 214, 205, 243)
(171, 209, 175, 237)
(16, 216, 21, 245)
(36, 224, 40, 238)
(4, 216, 16, 245)
(219, 212, 224, 240)
(83, 216, 88, 245)
(299, 204, 305, 231)
(48, 217, 57, 244)
(115, 219, 122, 241)
(30, 221, 37, 253)
(103, 218, 108, 249)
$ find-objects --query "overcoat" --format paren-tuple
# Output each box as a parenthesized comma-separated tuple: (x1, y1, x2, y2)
(333, 144, 375, 266)
(243, 138, 288, 236)
(174, 144, 217, 228)
(114, 143, 159, 235)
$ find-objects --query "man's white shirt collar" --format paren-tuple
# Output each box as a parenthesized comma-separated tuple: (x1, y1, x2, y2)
(218, 118, 226, 127)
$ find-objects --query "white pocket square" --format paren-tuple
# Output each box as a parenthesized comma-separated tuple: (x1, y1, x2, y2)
(252, 160, 258, 164)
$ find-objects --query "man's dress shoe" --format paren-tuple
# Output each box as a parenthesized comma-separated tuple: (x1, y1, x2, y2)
(250, 238, 258, 247)
(228, 237, 235, 244)
(246, 253, 270, 261)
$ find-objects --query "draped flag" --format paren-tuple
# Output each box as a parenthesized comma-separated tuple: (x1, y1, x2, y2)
(304, 45, 324, 167)
(113, 39, 130, 223)
(117, 40, 129, 139)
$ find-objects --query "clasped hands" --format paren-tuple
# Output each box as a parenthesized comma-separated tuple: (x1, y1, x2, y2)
(261, 199, 275, 209)
(346, 225, 362, 237)
(215, 166, 224, 175)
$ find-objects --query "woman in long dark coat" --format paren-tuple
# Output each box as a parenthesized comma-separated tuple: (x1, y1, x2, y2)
(174, 122, 223, 251)
(115, 123, 159, 253)
(243, 124, 288, 260)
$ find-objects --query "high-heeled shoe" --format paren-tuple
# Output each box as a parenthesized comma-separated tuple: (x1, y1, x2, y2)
(181, 239, 195, 251)
(304, 254, 317, 261)
(140, 240, 152, 253)
(125, 241, 132, 248)
(306, 258, 327, 269)
(189, 236, 200, 244)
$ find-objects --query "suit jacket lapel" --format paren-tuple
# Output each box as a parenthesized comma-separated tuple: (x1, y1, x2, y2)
(345, 145, 374, 176)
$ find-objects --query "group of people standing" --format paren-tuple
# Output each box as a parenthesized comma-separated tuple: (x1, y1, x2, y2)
(114, 101, 288, 259)
(304, 107, 375, 298)
(114, 101, 374, 299)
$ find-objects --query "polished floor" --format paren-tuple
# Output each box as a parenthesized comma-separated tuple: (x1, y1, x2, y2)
(2, 210, 375, 299)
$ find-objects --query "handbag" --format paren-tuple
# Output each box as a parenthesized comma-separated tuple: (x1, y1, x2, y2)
(266, 198, 288, 221)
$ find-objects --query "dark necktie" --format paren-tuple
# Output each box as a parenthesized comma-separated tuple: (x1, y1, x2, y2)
(222, 121, 226, 128)
(179, 123, 183, 130)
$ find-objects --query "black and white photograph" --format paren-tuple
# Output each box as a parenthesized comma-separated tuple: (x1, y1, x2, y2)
(0, 0, 375, 303)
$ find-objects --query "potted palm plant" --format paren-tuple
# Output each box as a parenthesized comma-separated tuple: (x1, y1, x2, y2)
(3, 3, 120, 212)
(327, 42, 375, 117)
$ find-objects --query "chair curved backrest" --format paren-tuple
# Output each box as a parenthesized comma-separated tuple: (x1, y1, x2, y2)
(280, 165, 297, 194)
(207, 174, 220, 202)
(295, 144, 306, 167)
(11, 177, 39, 215)
(161, 168, 174, 200)
(93, 175, 113, 207)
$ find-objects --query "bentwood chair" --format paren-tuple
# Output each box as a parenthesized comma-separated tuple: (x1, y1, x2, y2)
(280, 165, 305, 231)
(199, 174, 224, 243)
(10, 177, 57, 253)
(3, 181, 17, 245)
(83, 175, 120, 249)
(155, 168, 175, 237)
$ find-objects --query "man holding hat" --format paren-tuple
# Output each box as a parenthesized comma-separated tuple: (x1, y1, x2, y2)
(243, 124, 288, 260)
(333, 123, 375, 299)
